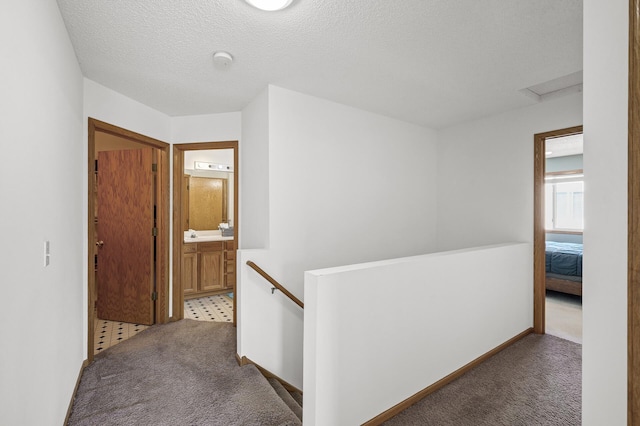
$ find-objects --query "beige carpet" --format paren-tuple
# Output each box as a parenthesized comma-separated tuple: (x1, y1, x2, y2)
(68, 320, 301, 425)
(383, 333, 581, 425)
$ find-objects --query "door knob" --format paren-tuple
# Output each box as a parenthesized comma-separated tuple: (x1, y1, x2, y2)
(96, 240, 104, 247)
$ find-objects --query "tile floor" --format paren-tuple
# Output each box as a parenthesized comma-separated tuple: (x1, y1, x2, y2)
(184, 293, 234, 323)
(94, 319, 149, 354)
(94, 293, 234, 354)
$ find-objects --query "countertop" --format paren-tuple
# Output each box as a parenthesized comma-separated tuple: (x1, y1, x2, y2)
(184, 230, 233, 243)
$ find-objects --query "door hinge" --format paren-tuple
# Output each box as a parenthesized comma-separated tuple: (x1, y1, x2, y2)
(151, 291, 158, 301)
(152, 163, 157, 172)
(95, 159, 98, 172)
(152, 227, 158, 237)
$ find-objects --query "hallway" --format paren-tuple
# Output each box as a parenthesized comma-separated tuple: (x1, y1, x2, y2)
(93, 294, 234, 354)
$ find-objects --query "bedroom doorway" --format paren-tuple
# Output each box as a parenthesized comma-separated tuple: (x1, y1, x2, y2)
(533, 126, 583, 340)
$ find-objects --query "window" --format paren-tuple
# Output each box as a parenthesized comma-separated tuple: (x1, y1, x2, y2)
(545, 171, 584, 231)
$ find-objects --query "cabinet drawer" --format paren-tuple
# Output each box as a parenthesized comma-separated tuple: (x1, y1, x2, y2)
(198, 241, 224, 252)
(183, 243, 197, 254)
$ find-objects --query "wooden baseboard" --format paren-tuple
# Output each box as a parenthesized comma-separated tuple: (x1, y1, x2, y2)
(184, 288, 233, 301)
(237, 354, 302, 394)
(64, 359, 89, 425)
(235, 353, 245, 366)
(362, 328, 534, 426)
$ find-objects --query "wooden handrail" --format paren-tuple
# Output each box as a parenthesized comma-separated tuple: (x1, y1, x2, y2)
(246, 261, 304, 309)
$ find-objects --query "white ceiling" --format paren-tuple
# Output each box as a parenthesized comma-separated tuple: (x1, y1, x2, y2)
(56, 0, 583, 129)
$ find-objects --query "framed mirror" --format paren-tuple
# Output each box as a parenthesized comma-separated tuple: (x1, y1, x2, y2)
(183, 149, 234, 231)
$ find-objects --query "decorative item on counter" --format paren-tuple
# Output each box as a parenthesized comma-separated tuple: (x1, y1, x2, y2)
(218, 223, 234, 237)
(189, 229, 198, 238)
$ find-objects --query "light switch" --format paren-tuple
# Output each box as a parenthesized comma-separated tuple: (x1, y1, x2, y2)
(44, 240, 50, 267)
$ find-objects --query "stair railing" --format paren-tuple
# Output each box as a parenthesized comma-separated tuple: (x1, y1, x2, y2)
(246, 261, 304, 309)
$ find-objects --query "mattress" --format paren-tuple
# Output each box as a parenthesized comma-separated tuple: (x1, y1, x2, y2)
(545, 241, 583, 278)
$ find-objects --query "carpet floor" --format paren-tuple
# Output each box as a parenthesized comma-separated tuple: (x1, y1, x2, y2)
(68, 320, 301, 426)
(383, 333, 581, 425)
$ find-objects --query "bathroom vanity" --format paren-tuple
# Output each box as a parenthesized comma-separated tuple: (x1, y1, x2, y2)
(182, 232, 235, 299)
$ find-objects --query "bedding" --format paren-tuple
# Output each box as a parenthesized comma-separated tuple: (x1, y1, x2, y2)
(545, 241, 583, 278)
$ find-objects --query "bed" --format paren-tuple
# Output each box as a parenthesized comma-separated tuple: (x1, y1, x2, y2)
(545, 241, 583, 296)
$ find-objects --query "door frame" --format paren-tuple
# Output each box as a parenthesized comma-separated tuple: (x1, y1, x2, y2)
(629, 0, 640, 420)
(172, 141, 239, 324)
(533, 125, 583, 334)
(87, 118, 170, 362)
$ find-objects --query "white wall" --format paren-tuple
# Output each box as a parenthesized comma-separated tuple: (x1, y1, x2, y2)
(582, 0, 628, 423)
(268, 86, 439, 290)
(171, 112, 241, 144)
(0, 2, 84, 424)
(237, 248, 305, 385)
(238, 85, 439, 388)
(240, 88, 270, 250)
(84, 79, 171, 142)
(436, 93, 583, 251)
(304, 243, 532, 425)
(184, 149, 234, 168)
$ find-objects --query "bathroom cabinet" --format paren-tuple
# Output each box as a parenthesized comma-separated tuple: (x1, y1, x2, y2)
(182, 244, 198, 295)
(183, 241, 235, 299)
(224, 240, 236, 288)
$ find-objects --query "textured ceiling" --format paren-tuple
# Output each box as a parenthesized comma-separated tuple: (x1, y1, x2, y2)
(56, 0, 582, 129)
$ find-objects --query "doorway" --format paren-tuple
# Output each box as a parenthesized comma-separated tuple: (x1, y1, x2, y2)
(533, 125, 583, 336)
(172, 141, 239, 325)
(87, 119, 170, 362)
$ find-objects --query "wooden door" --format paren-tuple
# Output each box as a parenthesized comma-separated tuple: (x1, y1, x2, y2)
(189, 177, 224, 230)
(97, 148, 155, 325)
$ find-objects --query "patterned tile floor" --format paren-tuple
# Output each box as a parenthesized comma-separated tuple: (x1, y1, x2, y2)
(184, 293, 234, 323)
(94, 293, 234, 355)
(94, 320, 149, 355)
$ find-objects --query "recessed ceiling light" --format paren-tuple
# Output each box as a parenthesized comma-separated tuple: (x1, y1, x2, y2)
(245, 0, 293, 11)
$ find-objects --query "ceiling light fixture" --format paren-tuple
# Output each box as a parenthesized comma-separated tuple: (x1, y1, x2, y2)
(245, 0, 293, 11)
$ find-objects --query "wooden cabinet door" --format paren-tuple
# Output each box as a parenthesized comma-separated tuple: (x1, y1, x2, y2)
(199, 242, 224, 292)
(182, 251, 198, 295)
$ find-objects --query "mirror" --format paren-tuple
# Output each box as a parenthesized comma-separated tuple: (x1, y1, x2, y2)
(183, 149, 234, 231)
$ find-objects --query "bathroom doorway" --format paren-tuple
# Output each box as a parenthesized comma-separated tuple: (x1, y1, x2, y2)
(172, 141, 238, 325)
